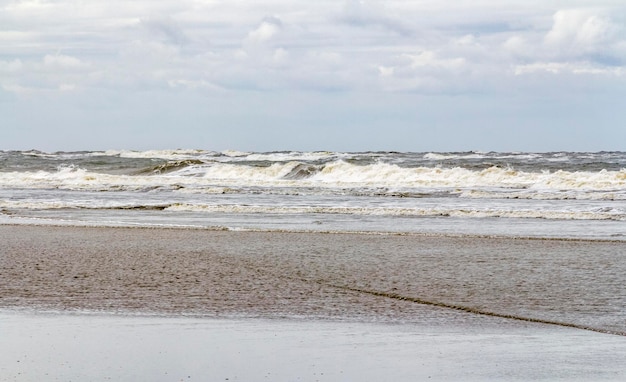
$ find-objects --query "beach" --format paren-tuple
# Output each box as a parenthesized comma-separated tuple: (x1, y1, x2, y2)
(3, 0, 626, 374)
(2, 225, 626, 380)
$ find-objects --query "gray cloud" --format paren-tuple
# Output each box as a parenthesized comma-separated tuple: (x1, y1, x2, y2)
(140, 17, 191, 46)
(338, 0, 413, 36)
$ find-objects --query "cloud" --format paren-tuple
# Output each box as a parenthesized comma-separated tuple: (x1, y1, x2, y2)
(403, 51, 466, 70)
(374, 50, 469, 93)
(43, 54, 85, 69)
(2, 1, 626, 99)
(140, 17, 190, 45)
(514, 61, 626, 76)
(246, 16, 282, 43)
(500, 8, 626, 80)
(0, 59, 24, 73)
(338, 0, 412, 35)
(545, 10, 617, 46)
(0, 53, 92, 97)
(543, 9, 623, 62)
(2, 1, 626, 152)
(503, 36, 530, 57)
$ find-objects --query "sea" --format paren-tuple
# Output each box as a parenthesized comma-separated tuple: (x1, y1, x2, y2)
(1, 149, 625, 240)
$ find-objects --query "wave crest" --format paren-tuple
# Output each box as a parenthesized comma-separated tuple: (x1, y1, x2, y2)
(2, 160, 625, 200)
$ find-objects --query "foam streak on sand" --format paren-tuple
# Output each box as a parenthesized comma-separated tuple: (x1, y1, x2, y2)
(331, 284, 626, 336)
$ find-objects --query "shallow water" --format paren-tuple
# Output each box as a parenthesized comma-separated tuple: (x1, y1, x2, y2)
(2, 311, 626, 382)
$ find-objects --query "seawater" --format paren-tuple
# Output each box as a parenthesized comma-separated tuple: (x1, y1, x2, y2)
(1, 149, 625, 240)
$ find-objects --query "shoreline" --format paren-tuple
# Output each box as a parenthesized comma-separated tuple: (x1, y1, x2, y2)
(1, 220, 625, 244)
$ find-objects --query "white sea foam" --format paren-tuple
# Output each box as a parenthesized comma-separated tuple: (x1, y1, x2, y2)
(423, 153, 456, 160)
(305, 162, 626, 193)
(161, 203, 626, 220)
(221, 150, 251, 157)
(234, 151, 336, 162)
(422, 152, 488, 160)
(2, 161, 626, 198)
(102, 149, 218, 160)
(5, 191, 624, 221)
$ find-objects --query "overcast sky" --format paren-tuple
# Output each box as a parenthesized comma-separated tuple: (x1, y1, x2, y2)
(1, 0, 626, 152)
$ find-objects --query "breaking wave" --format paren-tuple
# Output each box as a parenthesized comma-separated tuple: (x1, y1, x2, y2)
(163, 203, 626, 221)
(4, 198, 624, 221)
(1, 159, 625, 200)
(133, 159, 206, 175)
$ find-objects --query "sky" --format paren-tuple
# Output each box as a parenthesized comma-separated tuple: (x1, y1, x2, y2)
(1, 0, 626, 152)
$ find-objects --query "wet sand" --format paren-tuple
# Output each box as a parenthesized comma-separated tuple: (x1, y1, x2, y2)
(1, 225, 626, 380)
(1, 225, 625, 331)
(2, 311, 626, 382)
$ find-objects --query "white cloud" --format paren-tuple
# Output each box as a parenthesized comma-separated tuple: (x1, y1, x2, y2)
(545, 10, 616, 46)
(378, 65, 394, 77)
(544, 9, 621, 58)
(167, 79, 224, 91)
(246, 16, 282, 43)
(403, 51, 466, 70)
(272, 47, 289, 64)
(0, 59, 24, 72)
(503, 36, 529, 56)
(514, 61, 626, 76)
(43, 54, 85, 68)
(373, 50, 471, 93)
(500, 9, 626, 79)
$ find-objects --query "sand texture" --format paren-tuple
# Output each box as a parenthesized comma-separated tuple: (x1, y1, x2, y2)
(1, 225, 625, 333)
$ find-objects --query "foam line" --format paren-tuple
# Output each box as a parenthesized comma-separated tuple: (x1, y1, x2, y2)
(325, 282, 626, 337)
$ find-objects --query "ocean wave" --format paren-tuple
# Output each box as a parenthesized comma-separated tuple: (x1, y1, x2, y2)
(101, 149, 219, 160)
(4, 150, 626, 174)
(304, 161, 626, 192)
(422, 152, 489, 160)
(133, 159, 206, 175)
(4, 198, 622, 221)
(235, 151, 337, 163)
(162, 203, 626, 221)
(1, 160, 626, 197)
(98, 149, 338, 163)
(0, 166, 184, 191)
(0, 199, 172, 211)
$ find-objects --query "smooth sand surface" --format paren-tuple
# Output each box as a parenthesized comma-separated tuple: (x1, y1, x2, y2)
(2, 311, 626, 382)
